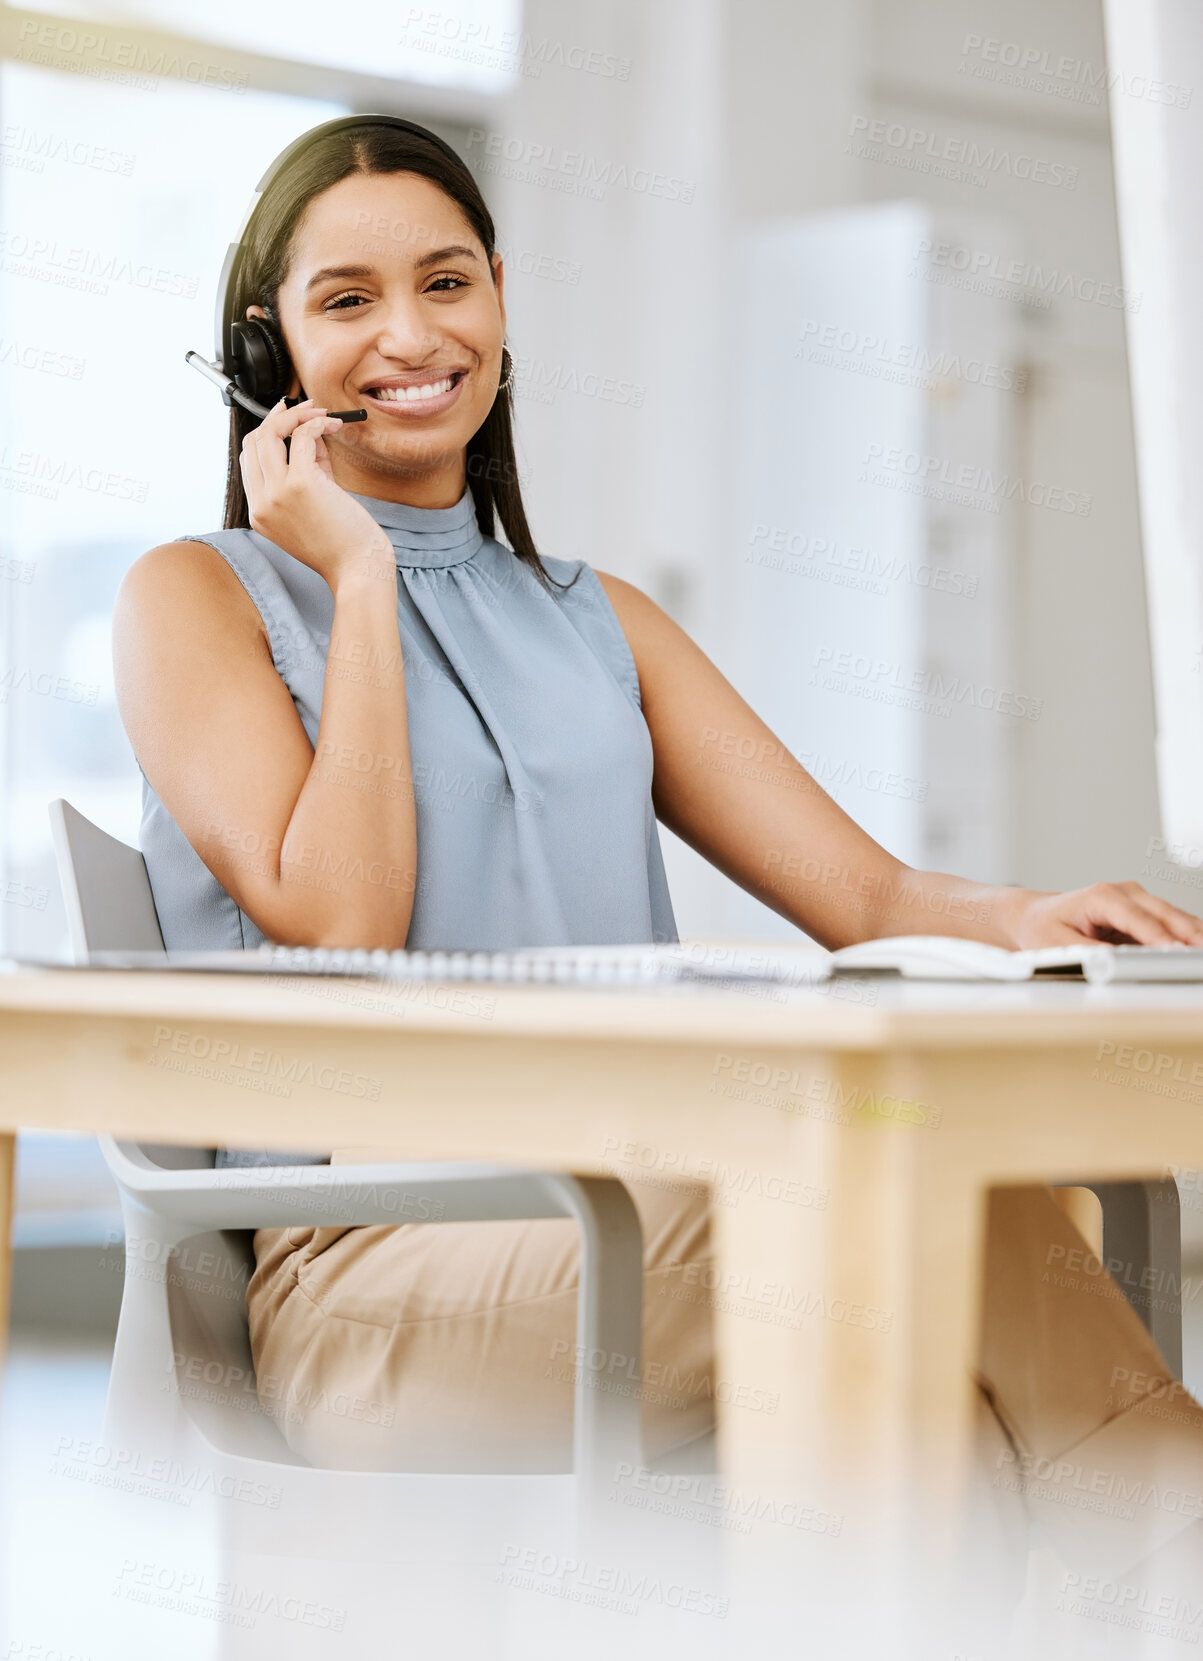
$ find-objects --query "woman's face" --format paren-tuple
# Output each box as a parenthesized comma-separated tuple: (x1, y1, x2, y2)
(248, 169, 506, 503)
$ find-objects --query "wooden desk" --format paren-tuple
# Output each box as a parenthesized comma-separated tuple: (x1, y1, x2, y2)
(3, 961, 1203, 1649)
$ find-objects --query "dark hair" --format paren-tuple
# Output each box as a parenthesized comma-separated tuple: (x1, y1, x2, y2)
(224, 119, 574, 594)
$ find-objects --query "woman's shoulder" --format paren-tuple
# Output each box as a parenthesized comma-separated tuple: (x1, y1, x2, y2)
(118, 534, 232, 599)
(579, 565, 661, 643)
(114, 533, 268, 648)
(118, 530, 247, 598)
(581, 568, 691, 716)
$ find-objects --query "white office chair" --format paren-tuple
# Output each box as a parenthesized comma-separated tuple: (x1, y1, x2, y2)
(46, 798, 651, 1499)
(1049, 1178, 1182, 1376)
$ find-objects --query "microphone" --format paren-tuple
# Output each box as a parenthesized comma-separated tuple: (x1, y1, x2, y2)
(185, 351, 367, 423)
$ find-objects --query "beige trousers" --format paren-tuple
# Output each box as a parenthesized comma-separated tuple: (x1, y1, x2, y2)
(247, 1166, 715, 1473)
(245, 1171, 1203, 1584)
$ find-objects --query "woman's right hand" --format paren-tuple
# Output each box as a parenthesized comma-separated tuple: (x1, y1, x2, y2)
(239, 396, 396, 591)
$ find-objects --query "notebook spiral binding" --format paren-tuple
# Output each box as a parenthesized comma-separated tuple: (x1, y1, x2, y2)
(254, 941, 674, 985)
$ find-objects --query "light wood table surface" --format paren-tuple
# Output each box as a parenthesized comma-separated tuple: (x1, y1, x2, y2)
(3, 958, 1203, 1650)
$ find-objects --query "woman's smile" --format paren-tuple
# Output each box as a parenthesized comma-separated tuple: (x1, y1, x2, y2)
(358, 368, 468, 419)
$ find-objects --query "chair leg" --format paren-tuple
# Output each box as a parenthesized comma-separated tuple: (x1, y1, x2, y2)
(550, 1176, 644, 1488)
(104, 1200, 207, 1445)
(1076, 1179, 1183, 1379)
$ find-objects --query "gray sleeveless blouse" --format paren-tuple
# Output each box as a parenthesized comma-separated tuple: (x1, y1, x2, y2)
(138, 486, 678, 1165)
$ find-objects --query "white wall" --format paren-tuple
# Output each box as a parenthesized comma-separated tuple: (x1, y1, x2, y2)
(864, 0, 1163, 898)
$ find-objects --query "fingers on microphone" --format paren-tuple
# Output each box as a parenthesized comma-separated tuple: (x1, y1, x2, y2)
(292, 415, 332, 443)
(285, 416, 324, 466)
(263, 397, 316, 432)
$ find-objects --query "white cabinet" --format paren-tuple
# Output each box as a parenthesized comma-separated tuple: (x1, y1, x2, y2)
(723, 201, 1023, 938)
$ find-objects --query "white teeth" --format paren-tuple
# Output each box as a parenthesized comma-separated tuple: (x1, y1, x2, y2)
(370, 377, 454, 403)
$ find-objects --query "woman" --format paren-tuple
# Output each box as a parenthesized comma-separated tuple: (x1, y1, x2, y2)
(113, 117, 1203, 1514)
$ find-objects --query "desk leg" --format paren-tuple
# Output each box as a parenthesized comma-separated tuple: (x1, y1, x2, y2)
(706, 1055, 987, 1657)
(0, 1131, 14, 1364)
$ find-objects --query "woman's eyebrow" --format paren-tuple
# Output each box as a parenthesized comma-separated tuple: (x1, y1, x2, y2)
(304, 246, 479, 292)
(415, 244, 479, 270)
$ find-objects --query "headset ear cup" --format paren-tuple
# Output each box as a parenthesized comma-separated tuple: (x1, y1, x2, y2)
(229, 316, 293, 407)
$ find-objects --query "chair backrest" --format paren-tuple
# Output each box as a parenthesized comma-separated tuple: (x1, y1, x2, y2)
(48, 797, 166, 963)
(48, 799, 208, 1169)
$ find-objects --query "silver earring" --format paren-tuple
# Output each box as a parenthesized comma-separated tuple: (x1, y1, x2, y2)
(496, 347, 513, 394)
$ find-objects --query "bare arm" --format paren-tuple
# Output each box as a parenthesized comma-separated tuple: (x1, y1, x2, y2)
(595, 572, 1203, 950)
(114, 398, 420, 950)
(113, 541, 416, 949)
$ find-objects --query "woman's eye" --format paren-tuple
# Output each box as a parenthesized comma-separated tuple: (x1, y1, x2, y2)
(320, 275, 469, 312)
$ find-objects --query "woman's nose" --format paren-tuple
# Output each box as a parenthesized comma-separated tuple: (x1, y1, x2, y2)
(371, 300, 441, 359)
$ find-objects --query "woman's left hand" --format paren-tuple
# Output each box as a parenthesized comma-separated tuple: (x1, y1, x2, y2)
(1009, 881, 1203, 949)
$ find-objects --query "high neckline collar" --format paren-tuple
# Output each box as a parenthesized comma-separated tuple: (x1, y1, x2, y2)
(344, 485, 485, 570)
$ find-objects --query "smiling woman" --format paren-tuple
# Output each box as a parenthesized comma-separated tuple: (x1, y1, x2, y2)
(245, 193, 502, 494)
(218, 121, 551, 578)
(111, 113, 699, 1462)
(109, 115, 1203, 1537)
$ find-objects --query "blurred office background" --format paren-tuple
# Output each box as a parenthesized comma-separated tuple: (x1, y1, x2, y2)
(4, 0, 1201, 950)
(4, 0, 1200, 959)
(2, 0, 1203, 1645)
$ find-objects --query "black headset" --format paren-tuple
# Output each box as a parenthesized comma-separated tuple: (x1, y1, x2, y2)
(185, 112, 475, 424)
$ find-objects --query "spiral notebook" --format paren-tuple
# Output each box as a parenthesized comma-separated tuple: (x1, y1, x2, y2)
(73, 940, 835, 989)
(13, 934, 1203, 986)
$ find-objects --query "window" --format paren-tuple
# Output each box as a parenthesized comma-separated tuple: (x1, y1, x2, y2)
(0, 40, 496, 958)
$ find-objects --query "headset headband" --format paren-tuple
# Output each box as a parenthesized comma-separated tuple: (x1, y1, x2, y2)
(215, 113, 470, 380)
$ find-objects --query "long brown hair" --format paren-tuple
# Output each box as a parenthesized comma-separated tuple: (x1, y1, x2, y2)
(223, 119, 573, 593)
